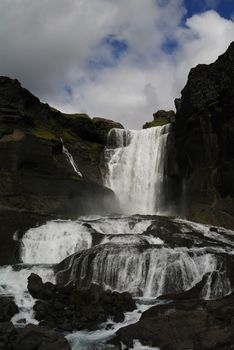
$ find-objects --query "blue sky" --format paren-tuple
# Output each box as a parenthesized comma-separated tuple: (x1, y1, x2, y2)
(184, 0, 234, 19)
(0, 0, 233, 128)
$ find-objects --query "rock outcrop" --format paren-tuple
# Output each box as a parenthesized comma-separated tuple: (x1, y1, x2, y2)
(143, 109, 175, 129)
(0, 77, 122, 264)
(27, 274, 136, 332)
(174, 41, 234, 229)
(0, 297, 18, 322)
(116, 288, 234, 350)
(0, 322, 71, 350)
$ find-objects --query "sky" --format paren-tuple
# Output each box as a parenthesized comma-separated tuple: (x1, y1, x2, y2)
(0, 0, 233, 128)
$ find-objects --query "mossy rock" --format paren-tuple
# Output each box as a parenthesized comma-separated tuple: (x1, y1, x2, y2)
(143, 117, 170, 129)
(31, 128, 57, 141)
(62, 128, 75, 142)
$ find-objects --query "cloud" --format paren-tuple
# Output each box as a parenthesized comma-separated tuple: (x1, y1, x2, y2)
(0, 1, 233, 128)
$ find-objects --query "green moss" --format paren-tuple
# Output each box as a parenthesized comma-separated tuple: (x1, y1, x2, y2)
(31, 128, 57, 140)
(62, 128, 75, 142)
(143, 117, 170, 129)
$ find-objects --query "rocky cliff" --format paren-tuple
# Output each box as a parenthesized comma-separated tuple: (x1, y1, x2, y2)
(174, 41, 234, 229)
(0, 76, 122, 263)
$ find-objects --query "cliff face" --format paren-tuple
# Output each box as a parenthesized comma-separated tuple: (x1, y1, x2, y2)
(0, 77, 122, 263)
(175, 42, 234, 229)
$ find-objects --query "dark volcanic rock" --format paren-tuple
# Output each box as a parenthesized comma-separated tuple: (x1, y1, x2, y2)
(143, 109, 175, 129)
(174, 41, 234, 229)
(0, 323, 71, 350)
(28, 275, 136, 332)
(0, 76, 119, 264)
(14, 324, 71, 350)
(28, 273, 56, 300)
(0, 297, 18, 322)
(116, 290, 234, 350)
(92, 117, 124, 143)
(0, 322, 17, 349)
(158, 273, 210, 301)
(0, 208, 51, 265)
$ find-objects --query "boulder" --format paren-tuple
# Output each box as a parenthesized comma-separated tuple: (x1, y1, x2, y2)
(0, 322, 17, 349)
(27, 273, 56, 300)
(28, 275, 136, 332)
(13, 324, 70, 350)
(116, 290, 234, 350)
(0, 297, 18, 322)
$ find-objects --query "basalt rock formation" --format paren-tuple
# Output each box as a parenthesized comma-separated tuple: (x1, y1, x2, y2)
(174, 41, 234, 229)
(0, 76, 122, 264)
(0, 322, 71, 350)
(116, 288, 234, 350)
(27, 273, 136, 332)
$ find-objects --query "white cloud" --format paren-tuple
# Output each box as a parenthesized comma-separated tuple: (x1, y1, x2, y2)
(0, 1, 233, 128)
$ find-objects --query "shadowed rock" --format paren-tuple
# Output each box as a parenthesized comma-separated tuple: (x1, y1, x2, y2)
(28, 274, 136, 332)
(115, 289, 234, 350)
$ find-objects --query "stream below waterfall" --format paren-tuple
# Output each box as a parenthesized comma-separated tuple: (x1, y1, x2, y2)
(1, 215, 234, 349)
(1, 126, 234, 349)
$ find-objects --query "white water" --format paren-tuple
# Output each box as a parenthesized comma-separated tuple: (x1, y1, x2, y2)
(58, 244, 227, 298)
(130, 340, 160, 350)
(101, 234, 164, 246)
(0, 265, 55, 325)
(0, 124, 233, 349)
(67, 300, 160, 350)
(104, 126, 170, 215)
(0, 215, 234, 349)
(19, 217, 154, 265)
(175, 218, 234, 248)
(21, 221, 92, 264)
(61, 139, 83, 177)
(79, 216, 153, 235)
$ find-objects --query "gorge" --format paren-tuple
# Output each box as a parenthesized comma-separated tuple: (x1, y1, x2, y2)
(0, 42, 234, 350)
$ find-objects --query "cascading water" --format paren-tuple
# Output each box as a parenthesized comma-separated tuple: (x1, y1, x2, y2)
(56, 244, 230, 299)
(1, 215, 234, 349)
(104, 125, 170, 215)
(1, 126, 234, 349)
(61, 138, 83, 177)
(20, 221, 92, 264)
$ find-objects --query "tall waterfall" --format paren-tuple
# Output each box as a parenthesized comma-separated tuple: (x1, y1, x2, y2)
(104, 125, 170, 215)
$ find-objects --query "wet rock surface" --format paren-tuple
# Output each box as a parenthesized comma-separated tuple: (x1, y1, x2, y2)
(54, 215, 234, 300)
(0, 76, 118, 265)
(28, 274, 136, 332)
(0, 322, 71, 350)
(0, 297, 18, 322)
(116, 288, 234, 350)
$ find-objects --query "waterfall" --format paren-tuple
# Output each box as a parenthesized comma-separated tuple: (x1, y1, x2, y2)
(56, 244, 227, 299)
(20, 221, 92, 264)
(104, 125, 170, 215)
(61, 138, 83, 177)
(1, 214, 234, 333)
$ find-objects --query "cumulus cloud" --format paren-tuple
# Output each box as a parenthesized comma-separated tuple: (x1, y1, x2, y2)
(0, 0, 233, 128)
